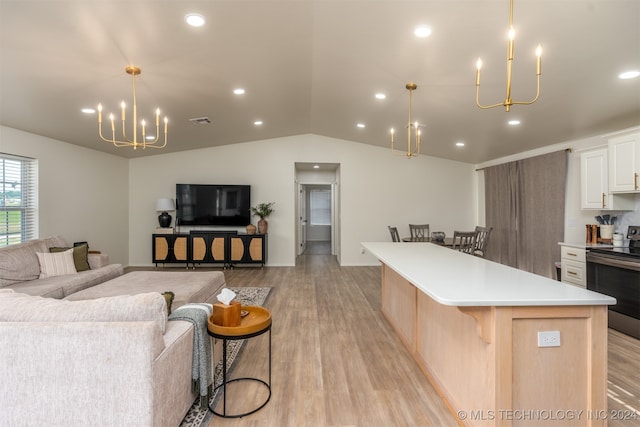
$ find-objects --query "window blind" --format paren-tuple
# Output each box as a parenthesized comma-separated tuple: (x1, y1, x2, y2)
(310, 189, 331, 226)
(0, 153, 38, 246)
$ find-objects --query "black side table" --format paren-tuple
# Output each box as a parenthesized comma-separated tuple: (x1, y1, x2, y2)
(207, 306, 272, 418)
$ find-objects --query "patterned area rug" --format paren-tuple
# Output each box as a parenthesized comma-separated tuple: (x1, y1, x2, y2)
(179, 287, 271, 427)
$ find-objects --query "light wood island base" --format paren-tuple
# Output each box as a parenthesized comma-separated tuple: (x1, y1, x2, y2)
(381, 263, 609, 427)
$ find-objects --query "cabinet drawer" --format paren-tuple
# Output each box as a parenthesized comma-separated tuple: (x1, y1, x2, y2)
(561, 260, 586, 288)
(561, 246, 586, 263)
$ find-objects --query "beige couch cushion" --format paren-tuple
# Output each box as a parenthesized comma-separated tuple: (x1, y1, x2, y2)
(0, 291, 167, 333)
(65, 270, 226, 309)
(0, 236, 69, 287)
(0, 239, 48, 286)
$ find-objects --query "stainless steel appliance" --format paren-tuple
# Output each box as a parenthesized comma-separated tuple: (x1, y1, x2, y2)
(586, 225, 640, 339)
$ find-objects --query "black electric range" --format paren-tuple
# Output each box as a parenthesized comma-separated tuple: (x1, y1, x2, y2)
(588, 246, 640, 261)
(586, 225, 640, 339)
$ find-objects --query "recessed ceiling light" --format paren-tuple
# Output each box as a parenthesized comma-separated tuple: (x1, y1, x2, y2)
(508, 120, 521, 126)
(357, 123, 365, 128)
(619, 70, 640, 80)
(233, 88, 245, 95)
(414, 25, 432, 38)
(185, 13, 205, 27)
(455, 141, 465, 147)
(375, 93, 386, 100)
(313, 165, 320, 169)
(254, 120, 263, 126)
(81, 108, 95, 114)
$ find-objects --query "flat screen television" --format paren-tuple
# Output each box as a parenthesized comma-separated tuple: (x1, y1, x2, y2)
(175, 184, 251, 226)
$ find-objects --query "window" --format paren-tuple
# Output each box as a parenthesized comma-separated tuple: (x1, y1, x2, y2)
(310, 189, 331, 226)
(0, 154, 38, 246)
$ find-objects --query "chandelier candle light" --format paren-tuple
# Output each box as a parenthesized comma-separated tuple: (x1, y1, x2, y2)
(97, 66, 168, 149)
(390, 83, 422, 159)
(475, 0, 542, 111)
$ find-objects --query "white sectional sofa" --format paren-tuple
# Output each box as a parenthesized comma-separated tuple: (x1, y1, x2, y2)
(0, 290, 196, 427)
(0, 236, 123, 298)
(0, 236, 228, 426)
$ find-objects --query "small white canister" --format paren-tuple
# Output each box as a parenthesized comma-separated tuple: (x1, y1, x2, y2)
(613, 233, 624, 247)
(600, 224, 615, 239)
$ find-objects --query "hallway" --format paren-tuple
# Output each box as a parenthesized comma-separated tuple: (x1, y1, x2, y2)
(301, 241, 331, 255)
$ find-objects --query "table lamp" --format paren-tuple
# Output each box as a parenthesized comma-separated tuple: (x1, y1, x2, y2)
(156, 198, 175, 228)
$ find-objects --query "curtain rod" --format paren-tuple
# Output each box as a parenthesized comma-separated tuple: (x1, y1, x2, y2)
(475, 148, 572, 172)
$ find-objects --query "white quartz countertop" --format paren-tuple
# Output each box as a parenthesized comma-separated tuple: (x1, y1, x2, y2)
(362, 242, 616, 307)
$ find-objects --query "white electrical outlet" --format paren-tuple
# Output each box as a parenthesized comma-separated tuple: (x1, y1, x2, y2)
(538, 331, 561, 347)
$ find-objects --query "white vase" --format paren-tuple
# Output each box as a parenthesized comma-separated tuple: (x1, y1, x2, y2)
(600, 224, 615, 239)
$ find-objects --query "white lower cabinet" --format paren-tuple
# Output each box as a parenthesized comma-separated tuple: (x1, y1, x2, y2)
(560, 245, 586, 288)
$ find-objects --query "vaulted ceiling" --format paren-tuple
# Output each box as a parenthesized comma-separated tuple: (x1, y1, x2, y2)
(1, 1, 639, 164)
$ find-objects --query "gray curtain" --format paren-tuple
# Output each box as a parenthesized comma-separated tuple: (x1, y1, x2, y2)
(484, 162, 519, 268)
(484, 150, 567, 278)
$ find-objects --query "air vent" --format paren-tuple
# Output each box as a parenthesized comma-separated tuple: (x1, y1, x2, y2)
(189, 117, 211, 125)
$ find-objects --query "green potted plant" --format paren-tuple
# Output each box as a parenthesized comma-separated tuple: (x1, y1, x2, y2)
(251, 202, 275, 234)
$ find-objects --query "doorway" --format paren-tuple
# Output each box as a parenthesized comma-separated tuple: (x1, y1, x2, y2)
(294, 163, 340, 262)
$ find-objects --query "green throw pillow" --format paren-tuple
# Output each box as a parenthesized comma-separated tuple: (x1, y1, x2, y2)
(161, 291, 175, 315)
(50, 244, 90, 272)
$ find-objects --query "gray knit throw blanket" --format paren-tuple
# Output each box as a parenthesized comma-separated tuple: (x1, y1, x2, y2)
(168, 303, 213, 410)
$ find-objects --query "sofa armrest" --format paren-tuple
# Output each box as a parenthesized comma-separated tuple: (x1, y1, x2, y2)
(88, 252, 109, 269)
(0, 321, 164, 426)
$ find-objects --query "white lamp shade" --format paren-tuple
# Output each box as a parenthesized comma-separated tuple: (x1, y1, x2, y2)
(156, 198, 175, 212)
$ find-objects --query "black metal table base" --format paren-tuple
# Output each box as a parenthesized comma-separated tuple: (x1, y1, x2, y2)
(210, 377, 271, 418)
(209, 326, 272, 418)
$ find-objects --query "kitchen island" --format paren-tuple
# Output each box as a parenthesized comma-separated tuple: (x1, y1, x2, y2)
(362, 242, 616, 427)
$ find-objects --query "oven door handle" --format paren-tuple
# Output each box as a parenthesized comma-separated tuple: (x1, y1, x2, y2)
(587, 253, 640, 272)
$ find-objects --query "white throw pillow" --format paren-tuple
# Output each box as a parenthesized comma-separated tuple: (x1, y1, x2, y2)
(36, 248, 77, 278)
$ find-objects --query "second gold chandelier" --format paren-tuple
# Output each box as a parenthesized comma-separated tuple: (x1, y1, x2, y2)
(475, 0, 542, 112)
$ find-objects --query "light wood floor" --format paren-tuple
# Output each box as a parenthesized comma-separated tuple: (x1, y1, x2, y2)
(146, 243, 639, 426)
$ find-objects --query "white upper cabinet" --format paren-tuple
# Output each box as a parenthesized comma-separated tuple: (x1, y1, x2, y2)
(581, 148, 634, 210)
(608, 130, 640, 193)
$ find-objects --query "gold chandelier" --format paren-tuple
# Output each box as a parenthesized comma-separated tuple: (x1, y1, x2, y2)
(475, 0, 542, 112)
(97, 66, 168, 149)
(390, 83, 422, 159)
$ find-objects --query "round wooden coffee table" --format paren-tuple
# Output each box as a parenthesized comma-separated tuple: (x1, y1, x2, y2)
(207, 306, 272, 418)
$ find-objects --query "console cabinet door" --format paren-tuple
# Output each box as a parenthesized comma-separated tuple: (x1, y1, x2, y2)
(154, 235, 170, 263)
(153, 234, 189, 265)
(230, 235, 266, 266)
(190, 232, 229, 266)
(173, 235, 189, 262)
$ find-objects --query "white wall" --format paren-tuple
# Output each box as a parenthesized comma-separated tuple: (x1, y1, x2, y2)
(0, 126, 129, 264)
(129, 134, 477, 267)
